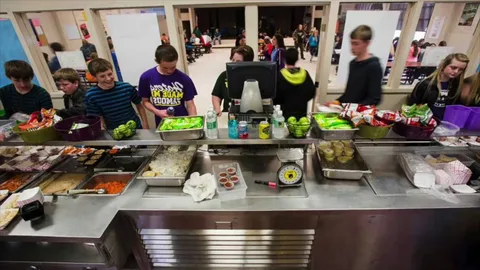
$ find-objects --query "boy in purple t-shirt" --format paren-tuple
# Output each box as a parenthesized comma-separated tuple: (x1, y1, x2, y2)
(138, 45, 198, 126)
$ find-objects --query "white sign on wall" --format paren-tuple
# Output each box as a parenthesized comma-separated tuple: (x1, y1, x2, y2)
(56, 51, 87, 70)
(107, 13, 161, 86)
(421, 47, 454, 67)
(428, 16, 445, 39)
(336, 11, 400, 86)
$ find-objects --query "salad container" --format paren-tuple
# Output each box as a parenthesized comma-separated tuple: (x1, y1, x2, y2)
(156, 116, 204, 141)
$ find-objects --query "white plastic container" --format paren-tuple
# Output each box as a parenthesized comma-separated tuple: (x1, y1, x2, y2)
(213, 162, 247, 202)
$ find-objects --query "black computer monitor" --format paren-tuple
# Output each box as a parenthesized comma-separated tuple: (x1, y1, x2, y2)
(226, 61, 277, 99)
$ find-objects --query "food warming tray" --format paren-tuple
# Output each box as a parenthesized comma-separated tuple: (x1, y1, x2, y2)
(75, 172, 134, 196)
(137, 146, 198, 187)
(311, 113, 358, 140)
(156, 116, 204, 141)
(0, 172, 41, 193)
(29, 172, 91, 196)
(316, 144, 371, 180)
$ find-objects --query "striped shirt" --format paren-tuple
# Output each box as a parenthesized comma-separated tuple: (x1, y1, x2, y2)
(0, 84, 53, 118)
(85, 82, 142, 130)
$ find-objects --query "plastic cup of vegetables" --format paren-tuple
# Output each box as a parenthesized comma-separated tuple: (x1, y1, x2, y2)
(344, 147, 355, 157)
(333, 142, 344, 151)
(325, 155, 335, 162)
(224, 181, 234, 190)
(230, 175, 239, 184)
(323, 148, 334, 158)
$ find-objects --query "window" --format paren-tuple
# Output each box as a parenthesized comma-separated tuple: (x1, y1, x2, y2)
(180, 8, 189, 14)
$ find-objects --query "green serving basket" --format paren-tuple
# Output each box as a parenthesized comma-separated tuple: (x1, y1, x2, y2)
(12, 123, 61, 144)
(357, 124, 393, 139)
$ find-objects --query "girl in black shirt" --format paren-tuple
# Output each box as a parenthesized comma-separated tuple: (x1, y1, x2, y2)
(409, 53, 469, 119)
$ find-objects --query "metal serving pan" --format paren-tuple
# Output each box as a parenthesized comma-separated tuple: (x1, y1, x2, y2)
(316, 144, 371, 180)
(311, 112, 358, 140)
(94, 156, 148, 172)
(156, 116, 204, 141)
(136, 146, 198, 187)
(75, 172, 134, 196)
(28, 172, 91, 196)
(0, 172, 41, 193)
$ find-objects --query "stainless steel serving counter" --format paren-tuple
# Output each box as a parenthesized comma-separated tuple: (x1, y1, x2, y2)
(1, 143, 480, 270)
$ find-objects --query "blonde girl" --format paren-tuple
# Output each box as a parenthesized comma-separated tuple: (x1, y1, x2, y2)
(409, 53, 469, 119)
(458, 72, 480, 107)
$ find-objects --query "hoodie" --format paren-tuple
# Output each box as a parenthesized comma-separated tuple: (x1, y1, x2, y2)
(338, 56, 383, 105)
(274, 67, 316, 119)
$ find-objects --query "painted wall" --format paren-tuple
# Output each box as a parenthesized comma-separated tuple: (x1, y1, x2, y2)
(0, 19, 39, 87)
(426, 3, 480, 53)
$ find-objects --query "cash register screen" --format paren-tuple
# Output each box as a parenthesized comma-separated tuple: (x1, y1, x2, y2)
(226, 61, 277, 100)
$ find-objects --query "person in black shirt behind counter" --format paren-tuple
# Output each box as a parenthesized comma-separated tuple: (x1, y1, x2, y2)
(331, 25, 383, 106)
(211, 45, 254, 116)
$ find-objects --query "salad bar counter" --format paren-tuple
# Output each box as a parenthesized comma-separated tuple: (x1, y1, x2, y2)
(0, 127, 480, 270)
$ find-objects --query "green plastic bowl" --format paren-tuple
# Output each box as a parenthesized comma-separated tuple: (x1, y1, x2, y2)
(358, 124, 392, 139)
(12, 123, 61, 144)
(286, 122, 312, 138)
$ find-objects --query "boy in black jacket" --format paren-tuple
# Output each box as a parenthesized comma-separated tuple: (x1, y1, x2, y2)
(335, 25, 383, 106)
(53, 68, 86, 119)
(274, 48, 316, 119)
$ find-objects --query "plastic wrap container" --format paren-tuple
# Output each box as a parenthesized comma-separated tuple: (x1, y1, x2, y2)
(415, 151, 475, 169)
(0, 120, 16, 142)
(392, 121, 437, 140)
(12, 124, 60, 144)
(397, 153, 435, 188)
(213, 162, 247, 202)
(465, 107, 480, 131)
(443, 105, 472, 128)
(54, 115, 101, 141)
(357, 124, 392, 139)
(432, 121, 460, 136)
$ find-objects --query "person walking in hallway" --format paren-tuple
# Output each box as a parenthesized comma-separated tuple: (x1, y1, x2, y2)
(293, 24, 306, 60)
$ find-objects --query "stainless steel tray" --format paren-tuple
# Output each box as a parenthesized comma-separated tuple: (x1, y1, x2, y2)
(156, 116, 204, 141)
(311, 113, 358, 140)
(75, 172, 134, 196)
(137, 146, 198, 187)
(316, 144, 371, 180)
(0, 172, 41, 193)
(26, 172, 91, 196)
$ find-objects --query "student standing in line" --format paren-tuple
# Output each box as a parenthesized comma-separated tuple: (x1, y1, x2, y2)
(138, 45, 198, 127)
(211, 45, 255, 116)
(293, 24, 306, 60)
(409, 53, 469, 119)
(0, 60, 53, 118)
(85, 58, 149, 130)
(457, 72, 480, 107)
(52, 68, 86, 118)
(274, 48, 316, 119)
(271, 34, 286, 70)
(331, 25, 383, 106)
(439, 41, 447, 47)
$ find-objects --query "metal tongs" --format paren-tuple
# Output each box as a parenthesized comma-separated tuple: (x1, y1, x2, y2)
(67, 189, 106, 195)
